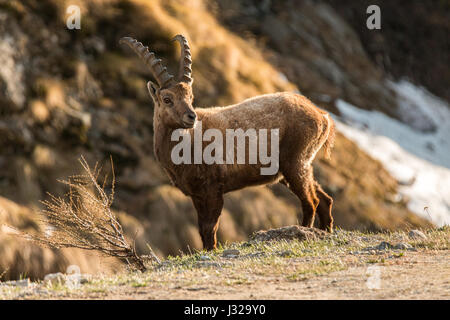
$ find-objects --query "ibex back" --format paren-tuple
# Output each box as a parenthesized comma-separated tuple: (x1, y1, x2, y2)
(120, 35, 335, 250)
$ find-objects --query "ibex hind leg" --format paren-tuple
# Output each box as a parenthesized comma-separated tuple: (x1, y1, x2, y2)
(314, 181, 334, 232)
(282, 165, 319, 228)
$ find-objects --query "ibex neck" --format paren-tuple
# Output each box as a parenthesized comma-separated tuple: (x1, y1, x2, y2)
(153, 115, 169, 164)
(153, 109, 186, 166)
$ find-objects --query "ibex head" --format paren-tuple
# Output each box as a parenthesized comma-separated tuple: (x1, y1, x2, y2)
(120, 35, 197, 129)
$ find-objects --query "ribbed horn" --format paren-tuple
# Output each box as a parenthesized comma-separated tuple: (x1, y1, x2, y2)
(119, 37, 175, 88)
(172, 34, 193, 83)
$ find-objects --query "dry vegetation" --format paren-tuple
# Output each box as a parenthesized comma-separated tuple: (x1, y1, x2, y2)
(0, 196, 122, 281)
(6, 157, 159, 272)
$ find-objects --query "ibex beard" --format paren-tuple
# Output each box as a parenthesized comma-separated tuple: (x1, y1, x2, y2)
(120, 35, 335, 250)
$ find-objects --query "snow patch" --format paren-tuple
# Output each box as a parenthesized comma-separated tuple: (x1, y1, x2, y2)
(334, 80, 450, 226)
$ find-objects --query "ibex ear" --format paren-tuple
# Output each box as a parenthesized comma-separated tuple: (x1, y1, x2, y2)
(147, 81, 159, 101)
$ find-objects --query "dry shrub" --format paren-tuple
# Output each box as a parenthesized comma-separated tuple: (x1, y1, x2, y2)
(0, 195, 121, 281)
(10, 156, 158, 272)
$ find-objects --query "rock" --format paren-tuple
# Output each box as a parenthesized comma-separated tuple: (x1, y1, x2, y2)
(244, 252, 266, 258)
(376, 241, 394, 250)
(394, 243, 412, 250)
(222, 249, 240, 257)
(199, 255, 211, 261)
(43, 272, 66, 286)
(252, 225, 328, 242)
(33, 287, 49, 295)
(362, 241, 393, 252)
(17, 291, 33, 298)
(195, 261, 223, 268)
(241, 241, 254, 248)
(409, 230, 427, 240)
(1, 279, 30, 287)
(186, 287, 207, 291)
(79, 274, 91, 284)
(278, 250, 294, 257)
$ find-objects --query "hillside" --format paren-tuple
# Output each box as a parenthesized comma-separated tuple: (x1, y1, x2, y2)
(0, 0, 441, 280)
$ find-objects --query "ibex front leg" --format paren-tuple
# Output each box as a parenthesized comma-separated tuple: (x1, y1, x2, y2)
(192, 191, 224, 250)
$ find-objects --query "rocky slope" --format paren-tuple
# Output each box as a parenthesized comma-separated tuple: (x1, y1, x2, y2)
(326, 0, 450, 103)
(0, 0, 432, 280)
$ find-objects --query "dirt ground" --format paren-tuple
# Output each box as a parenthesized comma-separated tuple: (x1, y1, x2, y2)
(19, 250, 445, 300)
(101, 251, 449, 300)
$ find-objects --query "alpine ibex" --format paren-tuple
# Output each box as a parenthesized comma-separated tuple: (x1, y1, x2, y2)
(120, 35, 335, 250)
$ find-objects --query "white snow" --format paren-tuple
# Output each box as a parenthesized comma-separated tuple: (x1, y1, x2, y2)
(333, 80, 450, 226)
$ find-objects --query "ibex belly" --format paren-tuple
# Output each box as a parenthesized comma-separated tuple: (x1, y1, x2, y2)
(222, 163, 282, 193)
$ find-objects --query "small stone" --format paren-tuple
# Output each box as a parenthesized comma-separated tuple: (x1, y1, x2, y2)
(195, 261, 222, 268)
(43, 272, 66, 286)
(409, 230, 427, 240)
(1, 279, 30, 288)
(375, 241, 393, 250)
(243, 252, 266, 259)
(199, 255, 211, 261)
(33, 287, 49, 295)
(252, 225, 327, 242)
(17, 291, 33, 298)
(278, 250, 294, 257)
(79, 274, 91, 284)
(186, 287, 207, 291)
(222, 249, 240, 257)
(394, 243, 412, 250)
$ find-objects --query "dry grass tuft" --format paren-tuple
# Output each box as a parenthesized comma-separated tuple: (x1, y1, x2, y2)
(0, 268, 8, 281)
(10, 156, 157, 272)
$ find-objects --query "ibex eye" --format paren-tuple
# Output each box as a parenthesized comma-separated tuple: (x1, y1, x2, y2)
(163, 98, 172, 105)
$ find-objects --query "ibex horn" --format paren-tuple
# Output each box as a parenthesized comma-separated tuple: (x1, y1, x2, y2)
(172, 34, 193, 84)
(119, 37, 175, 88)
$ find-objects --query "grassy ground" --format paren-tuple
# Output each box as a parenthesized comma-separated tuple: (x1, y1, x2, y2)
(1, 226, 448, 300)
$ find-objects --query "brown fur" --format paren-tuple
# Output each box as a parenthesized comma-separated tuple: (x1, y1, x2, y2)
(129, 37, 335, 250)
(148, 82, 335, 250)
